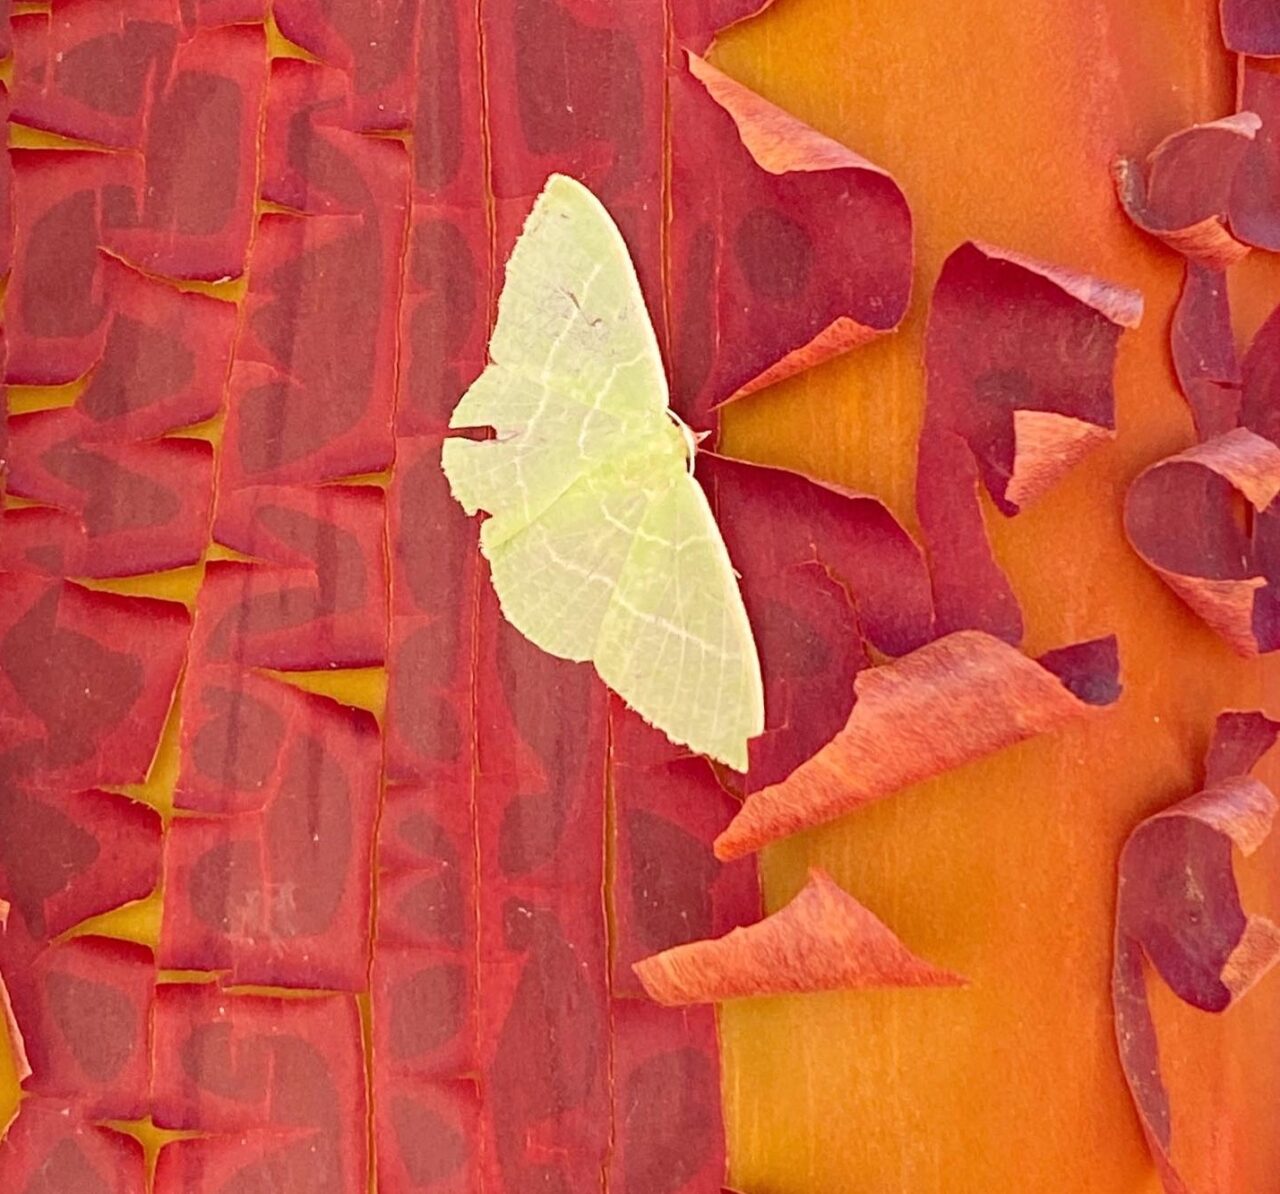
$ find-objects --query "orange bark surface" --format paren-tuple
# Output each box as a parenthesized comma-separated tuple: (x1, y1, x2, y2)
(4, 3, 1280, 1192)
(708, 1, 1280, 1192)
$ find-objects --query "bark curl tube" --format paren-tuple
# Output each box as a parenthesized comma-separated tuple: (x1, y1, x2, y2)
(1114, 711, 1280, 1194)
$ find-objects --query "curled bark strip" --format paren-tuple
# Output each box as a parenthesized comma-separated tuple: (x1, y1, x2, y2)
(672, 0, 777, 52)
(715, 630, 1119, 860)
(1113, 113, 1261, 268)
(1124, 426, 1280, 655)
(634, 868, 964, 1005)
(671, 55, 911, 423)
(918, 241, 1138, 642)
(1114, 712, 1280, 1194)
(1231, 59, 1280, 251)
(1241, 291, 1280, 446)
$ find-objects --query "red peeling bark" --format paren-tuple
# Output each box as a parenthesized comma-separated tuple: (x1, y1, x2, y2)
(372, 785, 476, 1092)
(261, 58, 411, 218)
(7, 149, 121, 385)
(179, 0, 263, 30)
(3, 935, 154, 1120)
(671, 0, 777, 52)
(0, 86, 11, 281)
(273, 0, 418, 132)
(472, 600, 612, 1192)
(716, 630, 1120, 860)
(77, 258, 236, 440)
(635, 868, 965, 1005)
(161, 670, 380, 989)
(1124, 427, 1280, 655)
(705, 452, 933, 784)
(151, 984, 367, 1193)
(919, 241, 1140, 642)
(0, 576, 188, 789)
(193, 485, 388, 671)
(385, 436, 479, 784)
(371, 5, 490, 1184)
(670, 55, 912, 427)
(0, 786, 159, 941)
(102, 23, 267, 280)
(0, 908, 28, 1088)
(220, 206, 405, 486)
(1114, 712, 1280, 1194)
(11, 0, 179, 149)
(483, 0, 665, 304)
(4, 408, 213, 577)
(397, 209, 489, 438)
(0, 1099, 146, 1193)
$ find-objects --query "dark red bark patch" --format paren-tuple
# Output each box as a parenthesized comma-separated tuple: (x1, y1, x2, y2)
(610, 1001, 726, 1194)
(396, 211, 487, 437)
(1170, 261, 1240, 440)
(375, 1078, 479, 1193)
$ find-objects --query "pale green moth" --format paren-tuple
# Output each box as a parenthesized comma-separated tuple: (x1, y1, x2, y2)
(440, 173, 765, 770)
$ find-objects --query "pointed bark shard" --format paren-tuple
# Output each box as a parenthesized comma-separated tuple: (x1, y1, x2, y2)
(716, 630, 1119, 859)
(634, 868, 964, 1005)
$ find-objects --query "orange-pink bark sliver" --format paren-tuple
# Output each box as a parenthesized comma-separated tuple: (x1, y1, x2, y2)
(633, 869, 963, 1005)
(716, 631, 1112, 859)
